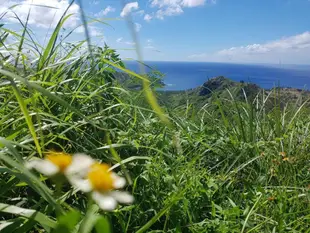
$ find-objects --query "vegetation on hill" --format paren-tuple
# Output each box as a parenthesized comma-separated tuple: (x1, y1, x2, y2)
(1, 9, 310, 233)
(158, 75, 310, 111)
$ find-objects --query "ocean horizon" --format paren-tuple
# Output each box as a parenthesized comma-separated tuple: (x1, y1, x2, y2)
(125, 61, 310, 91)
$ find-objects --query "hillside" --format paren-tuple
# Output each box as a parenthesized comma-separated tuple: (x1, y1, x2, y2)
(157, 76, 310, 109)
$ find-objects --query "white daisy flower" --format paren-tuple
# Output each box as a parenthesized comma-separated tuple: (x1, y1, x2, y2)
(65, 153, 96, 178)
(26, 151, 73, 176)
(26, 152, 94, 178)
(26, 152, 133, 211)
(68, 161, 133, 211)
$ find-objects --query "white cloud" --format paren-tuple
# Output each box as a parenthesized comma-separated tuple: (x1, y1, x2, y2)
(135, 23, 142, 32)
(144, 14, 153, 22)
(0, 0, 80, 28)
(134, 10, 145, 16)
(144, 39, 157, 50)
(120, 2, 139, 17)
(92, 0, 100, 5)
(95, 6, 115, 17)
(116, 37, 123, 43)
(125, 41, 136, 45)
(181, 0, 206, 7)
(156, 5, 183, 19)
(218, 32, 310, 56)
(75, 25, 103, 37)
(151, 0, 215, 7)
(188, 32, 310, 64)
(151, 0, 177, 8)
(116, 37, 135, 46)
(89, 27, 103, 37)
(149, 0, 214, 19)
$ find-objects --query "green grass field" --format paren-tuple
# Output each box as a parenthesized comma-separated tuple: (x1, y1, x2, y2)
(1, 6, 310, 233)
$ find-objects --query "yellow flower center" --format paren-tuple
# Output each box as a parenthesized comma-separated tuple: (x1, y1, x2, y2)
(87, 163, 114, 192)
(46, 151, 72, 173)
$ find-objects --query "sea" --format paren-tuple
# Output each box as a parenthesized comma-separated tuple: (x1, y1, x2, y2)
(125, 61, 310, 91)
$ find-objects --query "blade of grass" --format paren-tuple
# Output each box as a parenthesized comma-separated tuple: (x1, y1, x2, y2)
(10, 80, 42, 156)
(38, 2, 74, 70)
(101, 58, 170, 125)
(0, 203, 57, 230)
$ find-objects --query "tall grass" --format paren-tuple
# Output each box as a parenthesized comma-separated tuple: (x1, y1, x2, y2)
(0, 3, 310, 233)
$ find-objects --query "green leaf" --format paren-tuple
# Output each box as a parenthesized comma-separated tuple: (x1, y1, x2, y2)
(0, 69, 90, 124)
(0, 151, 57, 207)
(101, 58, 171, 125)
(136, 191, 184, 233)
(0, 218, 24, 233)
(95, 216, 111, 233)
(52, 210, 81, 233)
(78, 204, 99, 233)
(38, 11, 73, 70)
(10, 81, 42, 157)
(14, 6, 30, 68)
(0, 203, 57, 230)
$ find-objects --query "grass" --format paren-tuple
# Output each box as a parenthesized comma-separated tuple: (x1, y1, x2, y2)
(0, 3, 310, 233)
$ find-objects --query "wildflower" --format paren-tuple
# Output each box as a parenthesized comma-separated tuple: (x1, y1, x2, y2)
(65, 153, 95, 178)
(26, 151, 73, 176)
(68, 160, 133, 211)
(27, 152, 133, 211)
(279, 152, 286, 157)
(26, 152, 94, 178)
(282, 157, 289, 162)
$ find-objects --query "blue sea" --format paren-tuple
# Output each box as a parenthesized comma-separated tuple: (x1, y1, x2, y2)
(125, 61, 310, 91)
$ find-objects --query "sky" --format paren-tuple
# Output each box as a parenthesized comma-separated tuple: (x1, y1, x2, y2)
(1, 0, 310, 64)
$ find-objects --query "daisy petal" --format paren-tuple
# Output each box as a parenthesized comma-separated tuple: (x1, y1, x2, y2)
(112, 173, 126, 189)
(68, 177, 93, 192)
(25, 159, 40, 170)
(66, 153, 95, 176)
(26, 159, 59, 176)
(92, 191, 117, 211)
(110, 191, 134, 204)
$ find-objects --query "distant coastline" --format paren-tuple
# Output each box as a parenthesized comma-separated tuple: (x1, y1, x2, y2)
(125, 61, 310, 91)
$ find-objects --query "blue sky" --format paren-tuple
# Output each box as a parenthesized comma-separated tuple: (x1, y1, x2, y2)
(2, 0, 310, 64)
